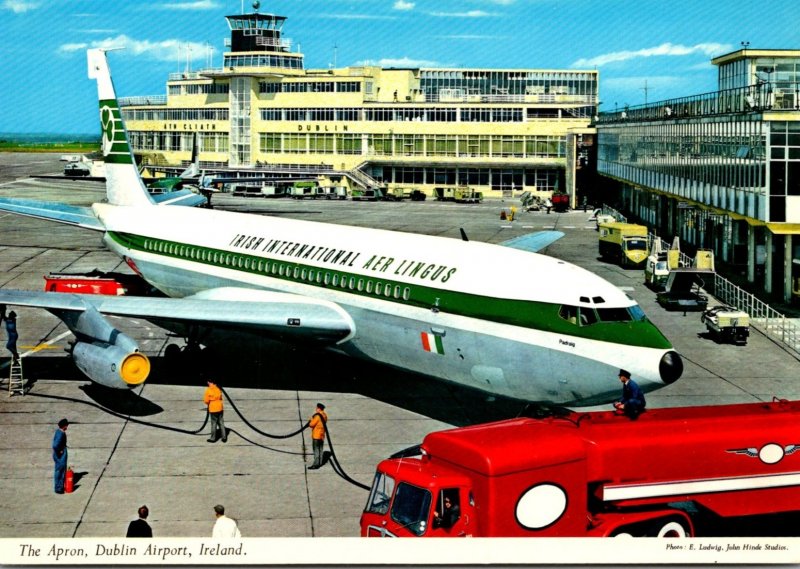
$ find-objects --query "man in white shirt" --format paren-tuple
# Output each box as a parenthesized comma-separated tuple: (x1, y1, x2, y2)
(212, 504, 241, 538)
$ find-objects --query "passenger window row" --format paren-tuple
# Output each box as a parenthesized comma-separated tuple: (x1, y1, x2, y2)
(139, 236, 412, 302)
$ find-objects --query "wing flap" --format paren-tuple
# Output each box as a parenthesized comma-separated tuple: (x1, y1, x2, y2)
(500, 230, 565, 253)
(149, 189, 208, 207)
(0, 287, 355, 345)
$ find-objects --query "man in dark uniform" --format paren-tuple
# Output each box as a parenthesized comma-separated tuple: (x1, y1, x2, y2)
(126, 505, 153, 537)
(613, 369, 646, 419)
(52, 418, 69, 494)
(5, 309, 19, 362)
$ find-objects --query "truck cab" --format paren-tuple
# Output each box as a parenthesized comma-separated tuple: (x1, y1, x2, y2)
(361, 457, 475, 537)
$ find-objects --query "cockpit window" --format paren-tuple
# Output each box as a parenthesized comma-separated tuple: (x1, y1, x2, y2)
(580, 308, 598, 326)
(560, 305, 598, 326)
(596, 307, 634, 322)
(558, 305, 579, 324)
(390, 482, 432, 536)
(628, 304, 646, 321)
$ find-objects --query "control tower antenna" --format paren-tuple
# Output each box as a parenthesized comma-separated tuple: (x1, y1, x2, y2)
(184, 43, 193, 74)
(641, 79, 652, 105)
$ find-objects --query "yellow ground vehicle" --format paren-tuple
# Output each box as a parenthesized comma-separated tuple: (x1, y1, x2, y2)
(598, 222, 649, 267)
(701, 305, 750, 345)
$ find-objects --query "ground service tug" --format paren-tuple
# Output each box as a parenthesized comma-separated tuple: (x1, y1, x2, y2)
(360, 399, 800, 537)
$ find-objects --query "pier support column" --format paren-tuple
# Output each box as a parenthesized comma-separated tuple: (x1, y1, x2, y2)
(765, 231, 773, 295)
(784, 234, 794, 303)
(747, 224, 756, 284)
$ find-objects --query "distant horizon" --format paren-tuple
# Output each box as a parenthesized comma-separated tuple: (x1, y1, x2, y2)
(0, 132, 100, 142)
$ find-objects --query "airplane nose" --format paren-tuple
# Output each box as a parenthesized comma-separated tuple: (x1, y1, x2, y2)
(659, 350, 683, 384)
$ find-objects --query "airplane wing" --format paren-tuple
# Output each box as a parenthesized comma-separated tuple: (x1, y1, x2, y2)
(0, 287, 355, 345)
(0, 189, 207, 230)
(499, 230, 565, 253)
(0, 198, 105, 231)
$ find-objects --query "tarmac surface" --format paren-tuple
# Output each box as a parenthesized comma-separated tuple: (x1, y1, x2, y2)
(1, 152, 799, 543)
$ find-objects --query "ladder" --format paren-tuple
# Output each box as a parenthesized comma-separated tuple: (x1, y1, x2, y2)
(8, 360, 25, 396)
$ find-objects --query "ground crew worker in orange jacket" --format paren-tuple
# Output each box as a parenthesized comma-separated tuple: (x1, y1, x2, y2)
(307, 403, 327, 469)
(204, 380, 227, 443)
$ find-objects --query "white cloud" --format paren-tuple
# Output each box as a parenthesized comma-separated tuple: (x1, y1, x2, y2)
(572, 42, 733, 68)
(356, 56, 444, 68)
(428, 10, 497, 18)
(155, 0, 220, 9)
(427, 10, 497, 18)
(3, 0, 39, 13)
(59, 42, 89, 53)
(393, 0, 414, 10)
(321, 13, 396, 20)
(58, 35, 208, 63)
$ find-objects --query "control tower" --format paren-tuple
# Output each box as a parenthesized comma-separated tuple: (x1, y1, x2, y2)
(222, 1, 304, 72)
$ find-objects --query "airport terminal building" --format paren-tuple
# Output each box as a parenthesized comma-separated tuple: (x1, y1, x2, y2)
(595, 49, 800, 303)
(119, 6, 597, 199)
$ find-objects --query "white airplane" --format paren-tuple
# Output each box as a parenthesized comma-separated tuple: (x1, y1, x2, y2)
(0, 49, 683, 405)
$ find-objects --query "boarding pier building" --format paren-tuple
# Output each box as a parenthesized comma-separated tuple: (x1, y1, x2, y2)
(595, 48, 800, 304)
(119, 5, 597, 200)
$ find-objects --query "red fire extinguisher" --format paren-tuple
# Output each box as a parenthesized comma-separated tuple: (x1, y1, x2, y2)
(65, 467, 74, 494)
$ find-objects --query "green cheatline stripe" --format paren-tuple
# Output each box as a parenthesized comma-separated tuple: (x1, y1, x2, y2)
(107, 231, 672, 349)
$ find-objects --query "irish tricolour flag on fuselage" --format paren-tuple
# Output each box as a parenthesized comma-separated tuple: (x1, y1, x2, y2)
(421, 332, 444, 355)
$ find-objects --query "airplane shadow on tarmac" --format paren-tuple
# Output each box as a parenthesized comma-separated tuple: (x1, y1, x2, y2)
(79, 383, 164, 416)
(147, 339, 538, 427)
(16, 339, 552, 426)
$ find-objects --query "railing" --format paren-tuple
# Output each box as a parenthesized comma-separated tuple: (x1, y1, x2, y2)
(119, 95, 167, 107)
(712, 274, 800, 357)
(599, 204, 627, 224)
(649, 233, 692, 268)
(424, 92, 597, 105)
(168, 71, 205, 81)
(646, 227, 800, 358)
(255, 36, 292, 50)
(597, 81, 800, 124)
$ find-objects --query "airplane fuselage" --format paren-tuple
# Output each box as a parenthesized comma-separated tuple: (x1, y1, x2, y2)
(97, 202, 680, 405)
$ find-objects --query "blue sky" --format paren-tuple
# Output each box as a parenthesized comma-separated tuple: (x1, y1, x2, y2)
(1, 0, 798, 135)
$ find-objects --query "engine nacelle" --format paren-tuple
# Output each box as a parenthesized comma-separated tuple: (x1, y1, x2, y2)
(71, 341, 150, 390)
(54, 305, 150, 389)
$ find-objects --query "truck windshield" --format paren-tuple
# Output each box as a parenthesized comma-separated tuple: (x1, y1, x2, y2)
(625, 238, 648, 251)
(365, 472, 395, 515)
(390, 482, 432, 536)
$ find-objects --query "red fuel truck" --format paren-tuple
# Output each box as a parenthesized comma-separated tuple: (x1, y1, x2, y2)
(360, 400, 800, 537)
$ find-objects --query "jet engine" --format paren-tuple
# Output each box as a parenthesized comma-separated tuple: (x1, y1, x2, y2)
(71, 341, 150, 389)
(56, 305, 150, 389)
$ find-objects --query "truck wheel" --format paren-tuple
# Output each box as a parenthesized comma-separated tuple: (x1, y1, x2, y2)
(649, 516, 690, 537)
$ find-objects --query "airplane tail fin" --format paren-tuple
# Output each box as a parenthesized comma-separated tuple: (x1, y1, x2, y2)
(179, 133, 200, 178)
(87, 48, 154, 207)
